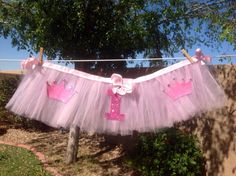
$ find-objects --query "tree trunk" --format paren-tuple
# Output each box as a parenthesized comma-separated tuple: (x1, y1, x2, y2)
(65, 125, 80, 164)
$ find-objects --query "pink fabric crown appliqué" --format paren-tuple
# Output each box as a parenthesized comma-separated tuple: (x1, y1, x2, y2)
(165, 81, 193, 100)
(47, 80, 75, 103)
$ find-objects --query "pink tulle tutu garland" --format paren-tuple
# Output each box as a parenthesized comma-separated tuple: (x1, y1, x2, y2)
(6, 60, 226, 135)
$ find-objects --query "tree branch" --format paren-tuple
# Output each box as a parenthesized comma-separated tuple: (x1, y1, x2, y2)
(158, 0, 230, 25)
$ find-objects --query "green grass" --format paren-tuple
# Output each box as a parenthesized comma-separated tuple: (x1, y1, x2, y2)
(0, 144, 51, 176)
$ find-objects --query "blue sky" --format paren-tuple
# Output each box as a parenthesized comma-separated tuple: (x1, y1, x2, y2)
(0, 36, 235, 70)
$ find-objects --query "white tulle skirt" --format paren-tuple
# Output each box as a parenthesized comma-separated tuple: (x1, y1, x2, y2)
(6, 60, 226, 135)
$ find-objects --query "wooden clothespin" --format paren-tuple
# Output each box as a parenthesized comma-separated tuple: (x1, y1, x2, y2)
(181, 49, 194, 63)
(39, 47, 44, 65)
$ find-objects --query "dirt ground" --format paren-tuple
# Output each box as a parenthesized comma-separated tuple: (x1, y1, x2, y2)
(0, 126, 135, 176)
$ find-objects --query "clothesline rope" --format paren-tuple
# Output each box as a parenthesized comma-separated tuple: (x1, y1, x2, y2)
(0, 54, 235, 62)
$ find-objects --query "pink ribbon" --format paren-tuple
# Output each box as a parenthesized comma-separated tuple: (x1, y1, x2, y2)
(192, 48, 211, 63)
(111, 74, 133, 95)
(21, 57, 40, 70)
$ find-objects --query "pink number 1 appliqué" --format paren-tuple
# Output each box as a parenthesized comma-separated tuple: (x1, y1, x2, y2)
(105, 89, 125, 121)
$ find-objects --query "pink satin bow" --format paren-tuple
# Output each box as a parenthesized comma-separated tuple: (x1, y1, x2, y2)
(111, 74, 133, 95)
(192, 48, 211, 63)
(21, 57, 40, 70)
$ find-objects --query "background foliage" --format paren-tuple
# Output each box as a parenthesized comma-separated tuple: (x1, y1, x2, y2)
(126, 128, 206, 176)
(0, 75, 21, 125)
(0, 75, 51, 130)
(0, 0, 235, 72)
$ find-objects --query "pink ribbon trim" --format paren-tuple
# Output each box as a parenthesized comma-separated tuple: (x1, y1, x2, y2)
(192, 48, 211, 63)
(110, 74, 133, 95)
(21, 57, 40, 70)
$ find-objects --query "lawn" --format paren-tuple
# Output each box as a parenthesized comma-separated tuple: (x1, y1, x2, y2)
(0, 144, 51, 176)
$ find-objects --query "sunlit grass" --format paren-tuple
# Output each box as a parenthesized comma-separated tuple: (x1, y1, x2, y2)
(0, 144, 51, 176)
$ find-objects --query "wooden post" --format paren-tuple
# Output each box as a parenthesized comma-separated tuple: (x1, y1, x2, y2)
(66, 125, 80, 164)
(65, 61, 84, 165)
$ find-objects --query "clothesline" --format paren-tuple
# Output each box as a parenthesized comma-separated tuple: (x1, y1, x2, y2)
(0, 54, 235, 62)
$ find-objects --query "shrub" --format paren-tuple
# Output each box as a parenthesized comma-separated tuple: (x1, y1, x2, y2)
(0, 76, 20, 124)
(0, 75, 51, 131)
(0, 76, 19, 107)
(127, 128, 205, 176)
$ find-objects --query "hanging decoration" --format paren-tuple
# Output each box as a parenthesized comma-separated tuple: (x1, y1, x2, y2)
(5, 49, 226, 135)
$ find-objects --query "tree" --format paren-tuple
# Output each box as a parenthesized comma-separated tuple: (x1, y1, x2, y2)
(0, 0, 235, 72)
